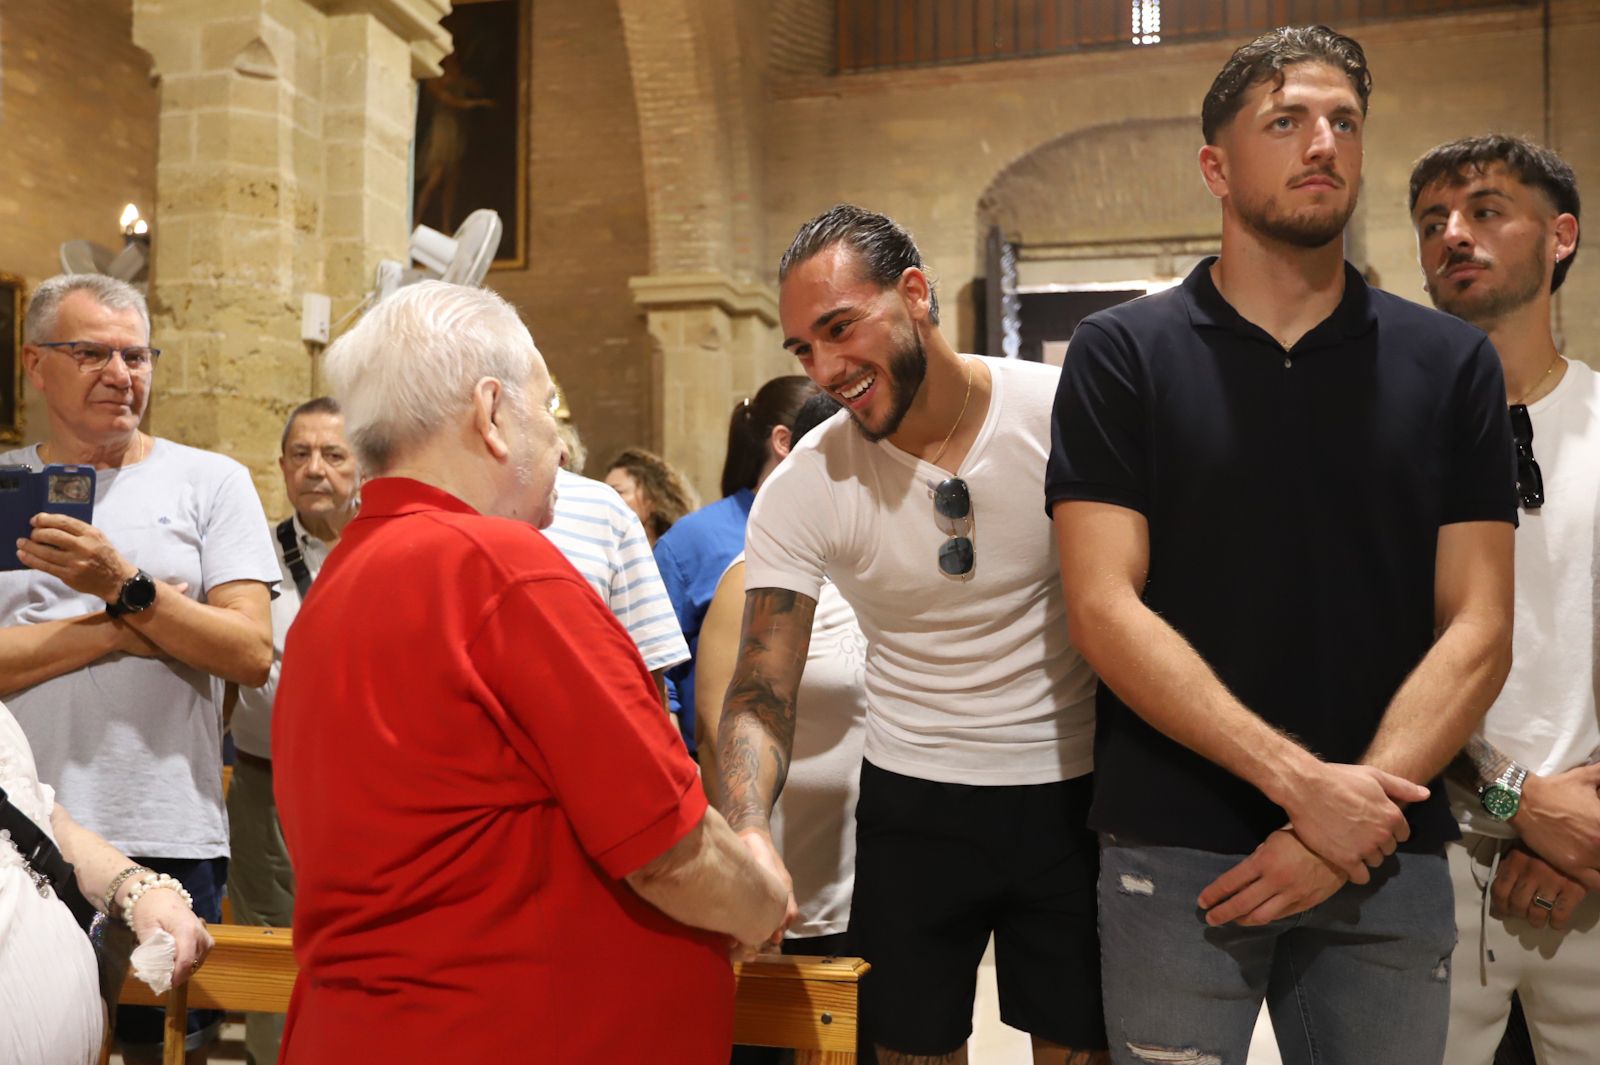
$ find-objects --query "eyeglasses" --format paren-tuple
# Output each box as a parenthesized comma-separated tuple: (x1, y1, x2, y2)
(930, 476, 975, 580)
(1509, 404, 1544, 510)
(36, 341, 161, 376)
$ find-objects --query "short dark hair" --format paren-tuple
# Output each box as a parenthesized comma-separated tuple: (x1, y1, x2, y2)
(280, 395, 342, 454)
(1202, 25, 1372, 145)
(789, 391, 843, 446)
(778, 204, 940, 325)
(1408, 133, 1582, 294)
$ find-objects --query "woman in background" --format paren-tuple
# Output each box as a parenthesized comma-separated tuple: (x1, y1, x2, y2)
(605, 447, 699, 546)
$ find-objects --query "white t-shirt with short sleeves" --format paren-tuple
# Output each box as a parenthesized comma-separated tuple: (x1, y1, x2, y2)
(0, 439, 280, 857)
(1456, 359, 1600, 837)
(744, 356, 1096, 786)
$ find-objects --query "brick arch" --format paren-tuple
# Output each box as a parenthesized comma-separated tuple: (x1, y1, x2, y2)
(976, 117, 1218, 249)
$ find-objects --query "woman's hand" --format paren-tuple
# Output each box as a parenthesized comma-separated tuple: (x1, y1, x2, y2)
(131, 889, 215, 986)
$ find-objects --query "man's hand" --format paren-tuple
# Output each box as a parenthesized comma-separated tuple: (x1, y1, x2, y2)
(18, 514, 135, 601)
(1199, 829, 1349, 926)
(1278, 763, 1427, 883)
(736, 826, 798, 947)
(1513, 765, 1600, 890)
(1490, 845, 1590, 932)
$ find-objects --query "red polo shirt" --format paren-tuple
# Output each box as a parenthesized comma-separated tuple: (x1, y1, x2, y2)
(273, 478, 731, 1062)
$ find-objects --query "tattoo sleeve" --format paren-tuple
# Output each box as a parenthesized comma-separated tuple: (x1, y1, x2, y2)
(715, 587, 817, 834)
(1446, 734, 1517, 794)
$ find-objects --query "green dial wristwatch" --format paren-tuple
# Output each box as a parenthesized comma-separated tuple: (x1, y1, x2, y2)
(1480, 762, 1528, 822)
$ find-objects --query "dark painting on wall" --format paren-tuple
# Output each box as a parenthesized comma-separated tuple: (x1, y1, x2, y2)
(412, 0, 529, 269)
(1, 273, 23, 444)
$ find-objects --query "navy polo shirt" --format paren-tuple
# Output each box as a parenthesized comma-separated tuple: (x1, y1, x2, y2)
(1046, 258, 1517, 855)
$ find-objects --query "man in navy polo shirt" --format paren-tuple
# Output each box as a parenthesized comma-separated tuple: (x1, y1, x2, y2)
(1047, 25, 1518, 1065)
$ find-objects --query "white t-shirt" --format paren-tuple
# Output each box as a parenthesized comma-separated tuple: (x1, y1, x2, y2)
(544, 469, 691, 674)
(725, 555, 868, 939)
(0, 440, 280, 857)
(231, 512, 330, 759)
(745, 356, 1097, 785)
(1456, 358, 1600, 838)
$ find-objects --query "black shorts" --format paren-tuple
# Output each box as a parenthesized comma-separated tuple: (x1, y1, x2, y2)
(849, 761, 1106, 1056)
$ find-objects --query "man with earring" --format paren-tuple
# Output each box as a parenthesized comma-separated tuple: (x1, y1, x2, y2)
(1410, 133, 1600, 1065)
(717, 204, 1106, 1064)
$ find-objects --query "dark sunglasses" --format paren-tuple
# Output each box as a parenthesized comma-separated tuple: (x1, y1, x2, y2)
(1508, 404, 1544, 510)
(931, 477, 975, 580)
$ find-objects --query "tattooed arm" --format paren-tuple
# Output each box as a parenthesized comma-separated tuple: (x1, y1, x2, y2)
(713, 585, 817, 938)
(1449, 735, 1600, 887)
(716, 586, 818, 833)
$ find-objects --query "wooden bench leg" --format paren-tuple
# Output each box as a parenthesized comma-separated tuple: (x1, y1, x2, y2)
(163, 981, 188, 1065)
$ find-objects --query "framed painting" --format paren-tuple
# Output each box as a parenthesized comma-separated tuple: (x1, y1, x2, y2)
(1, 272, 23, 445)
(412, 0, 530, 270)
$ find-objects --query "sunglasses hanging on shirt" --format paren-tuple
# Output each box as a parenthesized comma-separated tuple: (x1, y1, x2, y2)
(1508, 404, 1544, 511)
(930, 477, 975, 580)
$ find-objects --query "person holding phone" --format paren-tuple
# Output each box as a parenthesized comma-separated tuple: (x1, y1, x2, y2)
(0, 274, 279, 1064)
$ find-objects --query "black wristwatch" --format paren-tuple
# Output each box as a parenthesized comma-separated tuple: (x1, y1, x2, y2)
(106, 570, 158, 618)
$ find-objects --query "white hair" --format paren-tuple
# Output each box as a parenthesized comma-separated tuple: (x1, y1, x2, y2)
(24, 274, 151, 343)
(323, 281, 536, 473)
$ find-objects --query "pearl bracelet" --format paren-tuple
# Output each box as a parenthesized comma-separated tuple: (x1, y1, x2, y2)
(120, 872, 194, 928)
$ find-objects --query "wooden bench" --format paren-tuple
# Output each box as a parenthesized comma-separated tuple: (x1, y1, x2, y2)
(116, 925, 868, 1064)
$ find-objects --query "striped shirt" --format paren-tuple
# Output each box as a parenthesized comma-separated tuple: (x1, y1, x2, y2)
(545, 469, 690, 674)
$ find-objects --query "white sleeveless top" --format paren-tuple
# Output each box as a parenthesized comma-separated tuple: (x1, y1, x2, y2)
(0, 699, 104, 1065)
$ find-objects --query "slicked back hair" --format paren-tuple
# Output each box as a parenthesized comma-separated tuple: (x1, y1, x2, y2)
(778, 204, 940, 326)
(1201, 25, 1372, 145)
(1409, 133, 1581, 293)
(280, 396, 343, 454)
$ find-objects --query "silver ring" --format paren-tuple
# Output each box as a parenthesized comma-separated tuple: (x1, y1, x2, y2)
(1533, 895, 1556, 911)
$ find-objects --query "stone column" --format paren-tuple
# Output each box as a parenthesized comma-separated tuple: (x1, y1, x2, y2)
(630, 273, 788, 503)
(131, 0, 446, 515)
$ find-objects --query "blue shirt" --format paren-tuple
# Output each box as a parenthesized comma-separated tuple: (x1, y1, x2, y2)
(653, 489, 755, 751)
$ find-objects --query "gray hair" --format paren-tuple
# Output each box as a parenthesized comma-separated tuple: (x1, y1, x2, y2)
(23, 274, 151, 343)
(323, 281, 536, 473)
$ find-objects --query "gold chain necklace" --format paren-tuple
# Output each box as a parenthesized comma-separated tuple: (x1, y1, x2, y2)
(1511, 355, 1563, 406)
(927, 356, 974, 470)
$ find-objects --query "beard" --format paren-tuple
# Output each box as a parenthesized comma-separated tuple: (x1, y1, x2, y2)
(1427, 237, 1546, 328)
(848, 331, 927, 443)
(1235, 173, 1361, 250)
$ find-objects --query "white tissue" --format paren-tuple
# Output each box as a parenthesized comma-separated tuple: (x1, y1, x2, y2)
(130, 929, 178, 995)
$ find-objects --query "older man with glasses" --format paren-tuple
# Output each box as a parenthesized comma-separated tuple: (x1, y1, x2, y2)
(718, 205, 1106, 1065)
(0, 273, 279, 1065)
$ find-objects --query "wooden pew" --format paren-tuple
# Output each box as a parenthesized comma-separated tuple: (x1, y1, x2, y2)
(117, 925, 868, 1064)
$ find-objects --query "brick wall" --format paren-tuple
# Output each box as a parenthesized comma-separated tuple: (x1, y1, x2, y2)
(487, 0, 653, 476)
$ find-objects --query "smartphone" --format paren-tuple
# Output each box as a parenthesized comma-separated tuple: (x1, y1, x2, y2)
(0, 464, 97, 571)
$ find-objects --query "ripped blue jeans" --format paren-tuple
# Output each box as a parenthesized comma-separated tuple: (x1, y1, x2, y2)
(1098, 836, 1456, 1065)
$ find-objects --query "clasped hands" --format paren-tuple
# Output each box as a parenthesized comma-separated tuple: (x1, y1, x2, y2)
(732, 827, 799, 960)
(1484, 764, 1600, 931)
(1199, 763, 1427, 927)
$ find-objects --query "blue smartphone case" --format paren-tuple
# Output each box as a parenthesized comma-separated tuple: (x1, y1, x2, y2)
(0, 464, 97, 571)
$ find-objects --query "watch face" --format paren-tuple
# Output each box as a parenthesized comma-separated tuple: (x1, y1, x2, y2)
(1483, 784, 1520, 821)
(123, 571, 157, 610)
